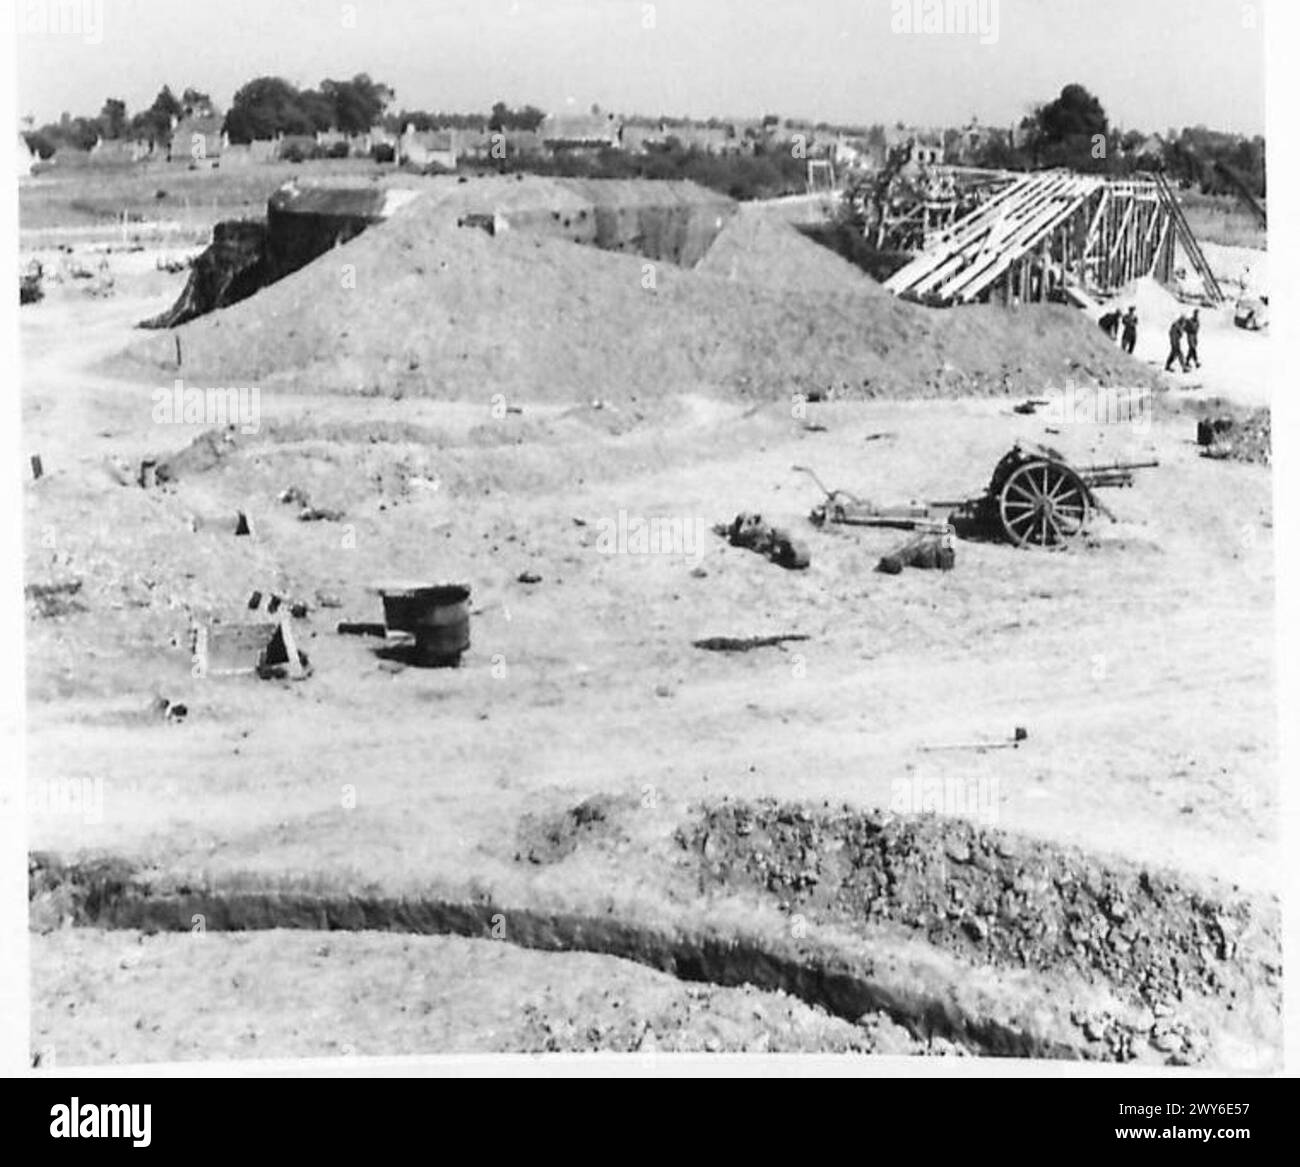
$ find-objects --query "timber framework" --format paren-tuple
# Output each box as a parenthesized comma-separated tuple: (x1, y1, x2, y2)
(884, 170, 1223, 307)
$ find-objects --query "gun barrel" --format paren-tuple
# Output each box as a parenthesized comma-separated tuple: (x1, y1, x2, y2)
(1079, 459, 1160, 473)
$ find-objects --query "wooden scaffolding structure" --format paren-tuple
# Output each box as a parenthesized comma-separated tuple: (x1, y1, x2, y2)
(883, 170, 1223, 306)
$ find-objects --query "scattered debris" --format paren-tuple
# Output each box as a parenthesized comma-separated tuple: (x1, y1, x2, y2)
(20, 262, 43, 305)
(25, 579, 84, 619)
(298, 506, 345, 523)
(1197, 417, 1234, 446)
(721, 512, 810, 570)
(920, 726, 1029, 752)
(337, 622, 388, 638)
(191, 619, 309, 679)
(247, 591, 309, 619)
(694, 635, 810, 653)
(1197, 409, 1269, 464)
(149, 695, 188, 722)
(877, 524, 957, 574)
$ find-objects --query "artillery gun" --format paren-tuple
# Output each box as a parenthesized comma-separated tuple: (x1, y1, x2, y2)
(798, 441, 1158, 550)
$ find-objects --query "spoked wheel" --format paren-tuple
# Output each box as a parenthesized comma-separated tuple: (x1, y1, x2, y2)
(998, 460, 1092, 549)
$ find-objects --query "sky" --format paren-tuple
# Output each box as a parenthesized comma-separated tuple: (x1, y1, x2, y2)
(13, 0, 1266, 136)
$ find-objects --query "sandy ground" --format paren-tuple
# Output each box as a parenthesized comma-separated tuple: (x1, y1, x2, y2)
(23, 237, 1275, 1065)
(31, 929, 936, 1064)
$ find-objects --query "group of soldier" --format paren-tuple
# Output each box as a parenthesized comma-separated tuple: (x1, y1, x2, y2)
(1097, 306, 1139, 354)
(1098, 306, 1201, 373)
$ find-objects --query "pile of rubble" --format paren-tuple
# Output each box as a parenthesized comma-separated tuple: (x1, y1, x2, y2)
(681, 798, 1279, 1059)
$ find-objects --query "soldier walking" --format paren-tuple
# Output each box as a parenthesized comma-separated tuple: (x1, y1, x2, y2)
(1164, 316, 1188, 373)
(1184, 309, 1201, 369)
(1120, 307, 1138, 354)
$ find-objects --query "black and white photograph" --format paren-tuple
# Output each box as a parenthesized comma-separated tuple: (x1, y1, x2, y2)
(3, 0, 1292, 1097)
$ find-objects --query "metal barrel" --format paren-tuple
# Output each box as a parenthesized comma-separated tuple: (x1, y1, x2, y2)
(412, 585, 471, 667)
(378, 583, 472, 667)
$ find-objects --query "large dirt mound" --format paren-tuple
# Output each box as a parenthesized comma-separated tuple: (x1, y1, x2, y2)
(116, 192, 1159, 404)
(696, 206, 885, 294)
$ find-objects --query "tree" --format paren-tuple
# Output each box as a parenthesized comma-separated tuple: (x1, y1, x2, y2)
(100, 98, 127, 139)
(50, 111, 101, 150)
(1039, 84, 1107, 142)
(225, 76, 313, 141)
(23, 130, 57, 159)
(298, 88, 337, 134)
(320, 74, 393, 133)
(488, 101, 545, 132)
(181, 88, 214, 118)
(130, 86, 183, 145)
(1025, 83, 1110, 170)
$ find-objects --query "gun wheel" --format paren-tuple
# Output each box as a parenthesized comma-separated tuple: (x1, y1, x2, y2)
(998, 460, 1092, 549)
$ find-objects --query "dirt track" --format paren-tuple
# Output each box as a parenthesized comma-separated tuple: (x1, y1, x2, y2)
(22, 216, 1276, 1069)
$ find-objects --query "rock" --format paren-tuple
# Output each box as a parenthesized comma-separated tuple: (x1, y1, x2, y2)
(518, 570, 542, 584)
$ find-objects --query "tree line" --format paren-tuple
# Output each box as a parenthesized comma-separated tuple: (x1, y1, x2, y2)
(21, 75, 1264, 202)
(968, 84, 1265, 199)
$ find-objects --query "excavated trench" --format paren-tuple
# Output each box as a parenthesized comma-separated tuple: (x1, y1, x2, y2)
(30, 853, 1075, 1059)
(30, 794, 1282, 1064)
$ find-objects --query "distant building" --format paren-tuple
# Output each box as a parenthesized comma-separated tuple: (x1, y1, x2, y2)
(830, 135, 867, 168)
(621, 120, 742, 155)
(541, 111, 623, 150)
(1125, 133, 1165, 161)
(621, 120, 670, 154)
(399, 125, 458, 168)
(90, 136, 155, 164)
(169, 115, 226, 163)
(912, 133, 943, 167)
(459, 128, 545, 162)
